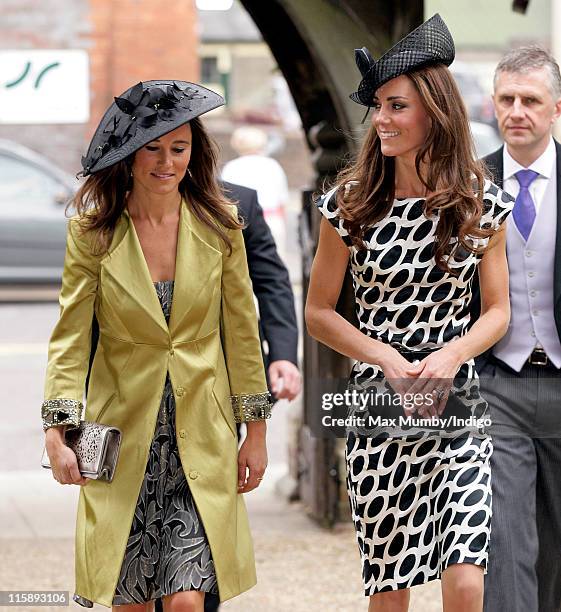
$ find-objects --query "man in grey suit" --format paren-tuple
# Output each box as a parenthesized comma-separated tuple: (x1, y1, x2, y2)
(475, 47, 561, 612)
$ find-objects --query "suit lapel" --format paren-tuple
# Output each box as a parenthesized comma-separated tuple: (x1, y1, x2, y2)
(483, 146, 504, 188)
(101, 212, 169, 335)
(101, 200, 222, 337)
(168, 200, 222, 334)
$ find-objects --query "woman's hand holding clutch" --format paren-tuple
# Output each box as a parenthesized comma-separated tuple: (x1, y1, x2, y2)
(45, 427, 90, 486)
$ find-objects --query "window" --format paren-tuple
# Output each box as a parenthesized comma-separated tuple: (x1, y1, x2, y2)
(201, 56, 220, 84)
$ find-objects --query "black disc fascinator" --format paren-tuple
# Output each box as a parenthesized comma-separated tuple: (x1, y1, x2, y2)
(350, 13, 455, 107)
(80, 80, 224, 176)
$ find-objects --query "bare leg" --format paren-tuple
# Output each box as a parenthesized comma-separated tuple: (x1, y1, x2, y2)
(442, 563, 484, 612)
(368, 588, 410, 612)
(162, 591, 205, 612)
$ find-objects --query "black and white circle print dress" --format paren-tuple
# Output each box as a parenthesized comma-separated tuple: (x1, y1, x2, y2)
(316, 181, 514, 595)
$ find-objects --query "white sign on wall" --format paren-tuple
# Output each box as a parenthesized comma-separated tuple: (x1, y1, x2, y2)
(0, 49, 89, 124)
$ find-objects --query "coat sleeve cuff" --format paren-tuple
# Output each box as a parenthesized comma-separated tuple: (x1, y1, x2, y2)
(41, 398, 83, 431)
(231, 392, 272, 423)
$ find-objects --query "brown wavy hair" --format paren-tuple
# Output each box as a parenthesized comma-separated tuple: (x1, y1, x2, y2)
(70, 117, 242, 254)
(332, 64, 494, 273)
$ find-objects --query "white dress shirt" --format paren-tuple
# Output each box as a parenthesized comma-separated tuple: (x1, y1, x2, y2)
(503, 137, 556, 214)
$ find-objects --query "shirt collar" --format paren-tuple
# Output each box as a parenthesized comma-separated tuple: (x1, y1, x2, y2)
(503, 137, 556, 181)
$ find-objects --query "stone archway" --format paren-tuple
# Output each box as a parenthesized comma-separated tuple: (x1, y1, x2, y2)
(240, 0, 423, 525)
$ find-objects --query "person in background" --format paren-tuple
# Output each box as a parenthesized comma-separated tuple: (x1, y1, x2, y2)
(221, 126, 290, 257)
(223, 180, 301, 401)
(471, 46, 561, 612)
(202, 182, 301, 612)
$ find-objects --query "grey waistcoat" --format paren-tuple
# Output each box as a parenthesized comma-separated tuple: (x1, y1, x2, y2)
(494, 172, 561, 370)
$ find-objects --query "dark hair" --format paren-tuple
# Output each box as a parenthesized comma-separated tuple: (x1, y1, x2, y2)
(331, 63, 494, 274)
(71, 117, 241, 254)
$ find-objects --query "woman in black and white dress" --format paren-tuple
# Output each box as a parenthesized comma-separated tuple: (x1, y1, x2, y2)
(305, 15, 513, 612)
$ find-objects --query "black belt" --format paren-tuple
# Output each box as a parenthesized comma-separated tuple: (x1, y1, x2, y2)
(389, 344, 439, 363)
(395, 347, 554, 368)
(493, 349, 559, 372)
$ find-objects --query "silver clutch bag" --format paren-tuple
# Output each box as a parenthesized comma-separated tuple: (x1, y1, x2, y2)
(41, 421, 122, 482)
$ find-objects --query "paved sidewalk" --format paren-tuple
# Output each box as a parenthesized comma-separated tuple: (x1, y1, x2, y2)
(0, 467, 441, 612)
(0, 303, 441, 611)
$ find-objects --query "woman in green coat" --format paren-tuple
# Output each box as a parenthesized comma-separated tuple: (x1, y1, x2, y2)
(41, 80, 272, 611)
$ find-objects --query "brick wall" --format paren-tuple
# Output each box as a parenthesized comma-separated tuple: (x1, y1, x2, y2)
(0, 1, 313, 191)
(88, 0, 199, 140)
(0, 0, 198, 174)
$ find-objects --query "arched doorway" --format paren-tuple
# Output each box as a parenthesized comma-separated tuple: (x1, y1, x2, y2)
(239, 0, 424, 526)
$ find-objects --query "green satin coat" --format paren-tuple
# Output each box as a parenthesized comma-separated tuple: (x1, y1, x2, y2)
(43, 200, 268, 606)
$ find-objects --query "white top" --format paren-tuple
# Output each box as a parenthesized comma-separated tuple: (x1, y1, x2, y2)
(221, 155, 289, 213)
(503, 137, 556, 214)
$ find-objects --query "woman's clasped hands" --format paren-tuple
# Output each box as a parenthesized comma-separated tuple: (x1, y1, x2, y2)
(378, 343, 464, 419)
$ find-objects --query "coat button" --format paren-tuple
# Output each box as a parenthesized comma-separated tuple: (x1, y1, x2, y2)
(189, 470, 199, 480)
(179, 429, 186, 438)
(169, 348, 175, 356)
(176, 387, 184, 397)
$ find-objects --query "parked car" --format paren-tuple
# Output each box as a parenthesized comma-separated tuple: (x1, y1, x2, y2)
(0, 139, 75, 284)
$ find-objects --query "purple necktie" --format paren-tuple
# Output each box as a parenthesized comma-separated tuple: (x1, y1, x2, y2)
(513, 169, 539, 241)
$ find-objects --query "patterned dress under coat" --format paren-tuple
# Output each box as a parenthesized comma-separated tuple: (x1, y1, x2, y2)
(75, 281, 218, 607)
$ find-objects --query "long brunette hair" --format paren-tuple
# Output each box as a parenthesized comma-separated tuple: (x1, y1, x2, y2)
(333, 64, 493, 273)
(71, 117, 241, 254)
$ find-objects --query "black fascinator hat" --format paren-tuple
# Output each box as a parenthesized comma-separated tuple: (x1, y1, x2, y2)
(350, 13, 455, 107)
(80, 80, 224, 176)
